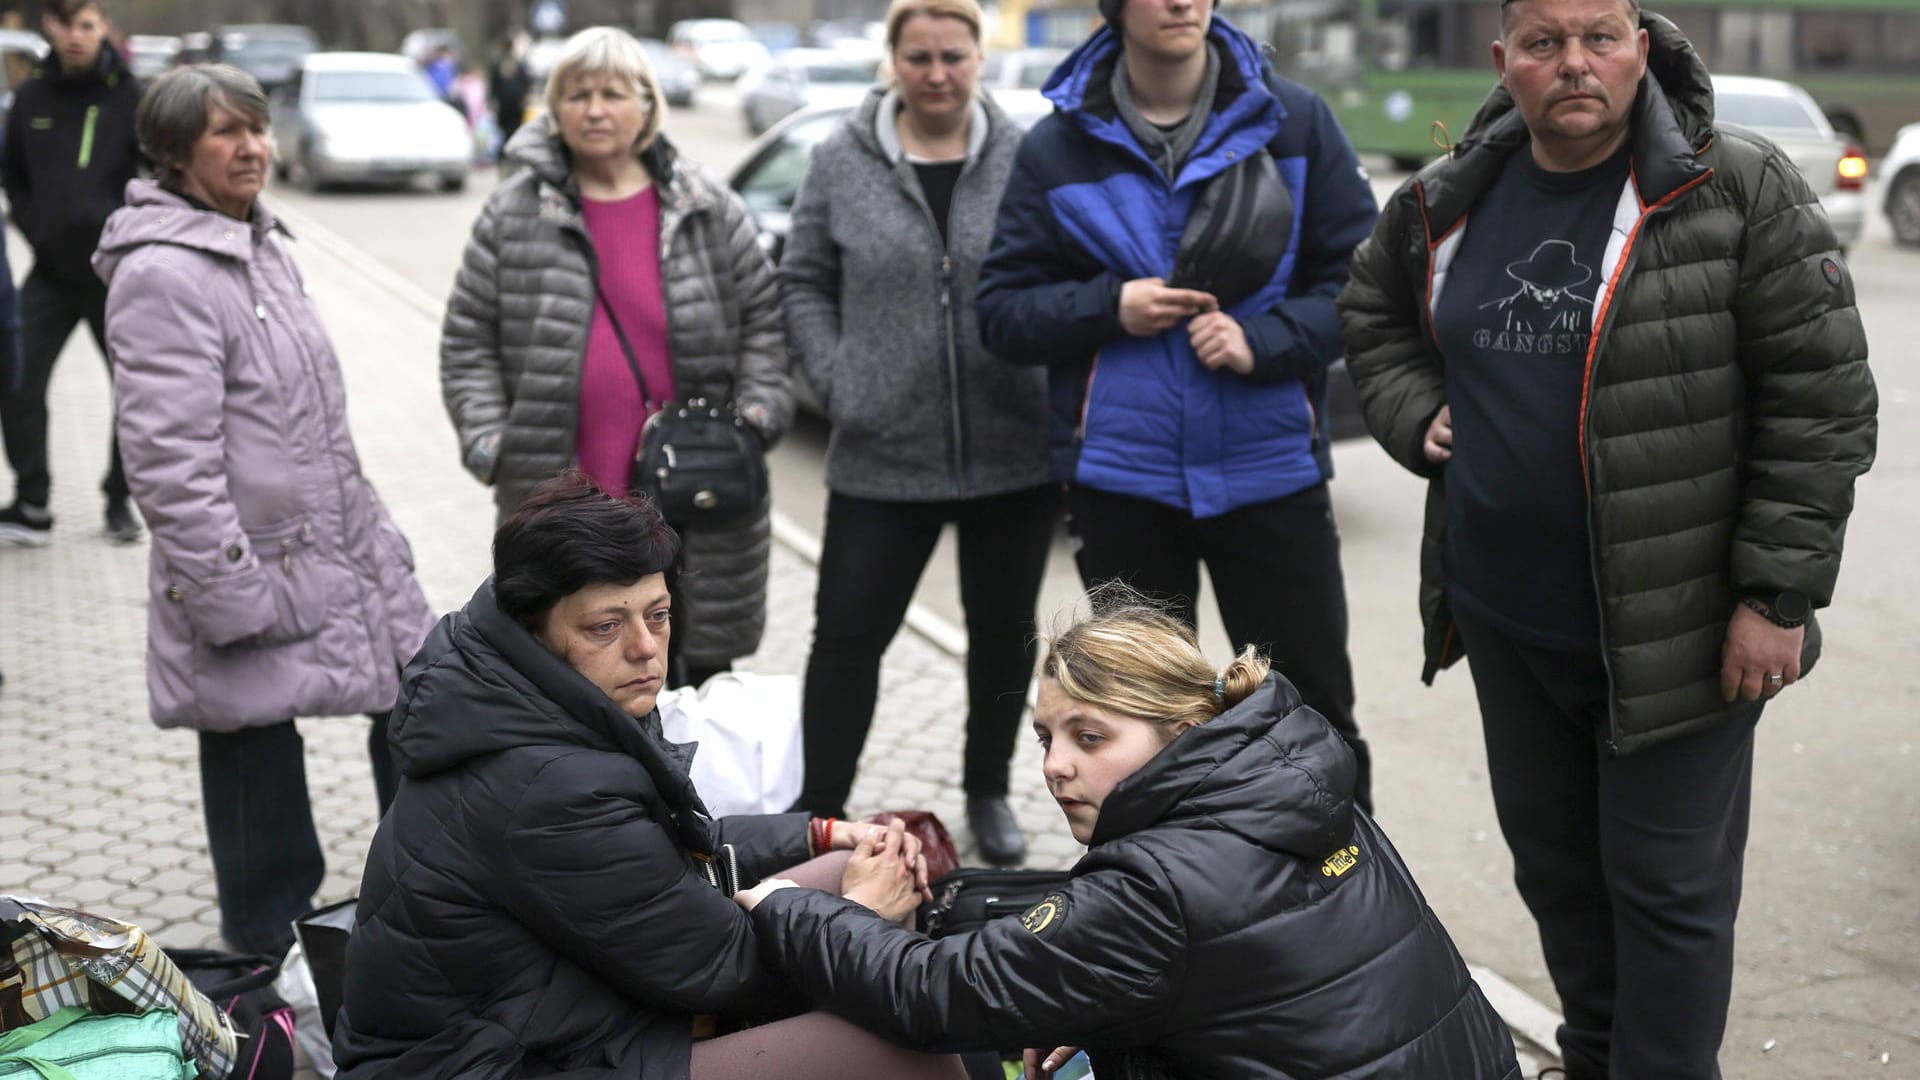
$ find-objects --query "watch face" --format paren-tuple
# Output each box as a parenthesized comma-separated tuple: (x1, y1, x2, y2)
(1776, 591, 1812, 622)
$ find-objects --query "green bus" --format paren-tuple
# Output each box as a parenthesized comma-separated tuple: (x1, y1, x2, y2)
(1268, 0, 1920, 161)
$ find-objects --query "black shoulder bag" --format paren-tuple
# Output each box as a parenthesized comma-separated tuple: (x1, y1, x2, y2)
(597, 283, 768, 526)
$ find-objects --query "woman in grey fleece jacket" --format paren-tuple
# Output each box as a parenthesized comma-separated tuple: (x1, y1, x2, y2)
(781, 0, 1051, 864)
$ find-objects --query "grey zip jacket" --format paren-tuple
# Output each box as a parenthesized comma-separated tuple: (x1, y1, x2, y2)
(781, 87, 1047, 501)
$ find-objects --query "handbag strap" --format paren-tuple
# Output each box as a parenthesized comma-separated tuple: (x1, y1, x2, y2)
(594, 281, 654, 412)
(0, 1006, 95, 1080)
(592, 279, 740, 409)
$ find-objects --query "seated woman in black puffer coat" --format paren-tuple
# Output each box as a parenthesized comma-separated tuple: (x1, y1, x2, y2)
(331, 471, 962, 1080)
(738, 592, 1523, 1079)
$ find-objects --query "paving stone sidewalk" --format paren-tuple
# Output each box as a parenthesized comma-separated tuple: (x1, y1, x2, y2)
(0, 223, 1547, 1074)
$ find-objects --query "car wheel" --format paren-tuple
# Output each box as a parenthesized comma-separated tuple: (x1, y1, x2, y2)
(1890, 170, 1920, 247)
(440, 172, 468, 193)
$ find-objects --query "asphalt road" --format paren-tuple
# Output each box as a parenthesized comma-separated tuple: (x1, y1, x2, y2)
(266, 81, 1920, 1077)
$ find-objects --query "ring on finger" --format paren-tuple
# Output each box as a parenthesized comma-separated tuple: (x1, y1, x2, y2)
(1765, 672, 1784, 687)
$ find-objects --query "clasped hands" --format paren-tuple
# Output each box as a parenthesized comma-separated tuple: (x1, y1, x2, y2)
(1119, 278, 1251, 375)
(733, 818, 931, 923)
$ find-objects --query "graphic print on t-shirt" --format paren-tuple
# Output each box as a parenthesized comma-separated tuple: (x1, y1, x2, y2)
(1475, 239, 1595, 350)
(1430, 141, 1630, 652)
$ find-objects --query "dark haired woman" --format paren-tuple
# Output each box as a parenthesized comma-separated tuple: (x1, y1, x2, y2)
(332, 471, 963, 1080)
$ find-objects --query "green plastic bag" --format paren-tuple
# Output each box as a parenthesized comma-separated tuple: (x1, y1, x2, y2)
(0, 1006, 196, 1080)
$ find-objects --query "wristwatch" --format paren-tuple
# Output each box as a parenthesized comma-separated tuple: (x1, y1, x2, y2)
(1743, 589, 1811, 629)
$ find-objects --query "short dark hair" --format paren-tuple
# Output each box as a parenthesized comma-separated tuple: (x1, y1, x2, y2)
(136, 65, 269, 189)
(1500, 0, 1641, 33)
(43, 0, 102, 23)
(492, 470, 682, 632)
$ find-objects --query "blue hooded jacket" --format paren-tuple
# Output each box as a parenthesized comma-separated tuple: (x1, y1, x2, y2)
(976, 18, 1378, 517)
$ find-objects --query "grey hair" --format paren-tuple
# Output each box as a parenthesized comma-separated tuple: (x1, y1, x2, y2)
(543, 26, 667, 154)
(136, 64, 270, 191)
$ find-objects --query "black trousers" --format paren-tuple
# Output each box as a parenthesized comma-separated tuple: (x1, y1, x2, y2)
(1068, 482, 1368, 810)
(1455, 609, 1758, 1080)
(198, 711, 398, 954)
(0, 269, 125, 508)
(795, 486, 1055, 817)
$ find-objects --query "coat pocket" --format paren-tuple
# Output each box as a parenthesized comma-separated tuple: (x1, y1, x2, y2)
(240, 515, 332, 648)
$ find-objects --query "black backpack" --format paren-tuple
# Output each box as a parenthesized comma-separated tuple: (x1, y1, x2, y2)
(167, 948, 298, 1080)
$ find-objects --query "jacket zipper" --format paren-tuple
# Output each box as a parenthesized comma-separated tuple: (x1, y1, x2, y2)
(940, 252, 965, 491)
(1575, 167, 1714, 752)
(78, 105, 97, 168)
(896, 153, 973, 495)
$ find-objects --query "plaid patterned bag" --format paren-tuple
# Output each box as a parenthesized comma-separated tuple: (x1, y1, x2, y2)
(0, 897, 238, 1078)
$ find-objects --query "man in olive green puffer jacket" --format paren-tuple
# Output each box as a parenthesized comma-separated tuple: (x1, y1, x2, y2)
(1336, 2, 1876, 1077)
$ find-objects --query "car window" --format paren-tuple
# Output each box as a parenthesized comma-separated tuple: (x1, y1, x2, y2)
(736, 114, 841, 214)
(802, 62, 874, 84)
(1715, 91, 1824, 133)
(1015, 55, 1064, 88)
(311, 70, 437, 103)
(221, 36, 312, 66)
(685, 23, 750, 43)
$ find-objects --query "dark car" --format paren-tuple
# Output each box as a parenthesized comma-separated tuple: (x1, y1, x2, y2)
(211, 24, 319, 91)
(640, 37, 699, 108)
(726, 105, 1365, 438)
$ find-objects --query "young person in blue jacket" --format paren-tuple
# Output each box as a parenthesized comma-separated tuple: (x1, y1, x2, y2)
(738, 593, 1521, 1079)
(976, 0, 1381, 808)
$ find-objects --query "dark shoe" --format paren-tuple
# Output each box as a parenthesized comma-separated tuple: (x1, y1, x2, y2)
(104, 499, 143, 543)
(0, 502, 52, 546)
(967, 796, 1026, 865)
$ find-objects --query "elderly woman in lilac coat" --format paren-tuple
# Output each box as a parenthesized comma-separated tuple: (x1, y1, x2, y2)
(93, 65, 435, 954)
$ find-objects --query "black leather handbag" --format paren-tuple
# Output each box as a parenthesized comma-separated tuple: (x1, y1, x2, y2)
(598, 285, 767, 525)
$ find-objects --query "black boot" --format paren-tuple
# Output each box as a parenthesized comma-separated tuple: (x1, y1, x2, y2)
(967, 796, 1026, 866)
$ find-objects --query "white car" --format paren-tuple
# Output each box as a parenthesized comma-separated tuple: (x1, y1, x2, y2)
(1882, 122, 1920, 247)
(980, 47, 1067, 131)
(668, 19, 770, 82)
(1712, 75, 1866, 251)
(739, 49, 876, 136)
(269, 52, 472, 192)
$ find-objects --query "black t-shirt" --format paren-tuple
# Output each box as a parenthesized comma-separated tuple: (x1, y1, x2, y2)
(1432, 141, 1630, 652)
(912, 159, 964, 248)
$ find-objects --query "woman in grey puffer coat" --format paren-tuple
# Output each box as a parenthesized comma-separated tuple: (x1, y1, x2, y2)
(441, 28, 791, 684)
(782, 0, 1051, 864)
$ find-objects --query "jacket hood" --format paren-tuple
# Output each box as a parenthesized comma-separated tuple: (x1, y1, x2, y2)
(389, 579, 633, 777)
(392, 579, 726, 852)
(851, 85, 1009, 165)
(1092, 672, 1357, 859)
(92, 180, 282, 286)
(1426, 12, 1712, 225)
(1041, 16, 1281, 186)
(37, 42, 130, 86)
(1043, 15, 1268, 121)
(499, 112, 687, 195)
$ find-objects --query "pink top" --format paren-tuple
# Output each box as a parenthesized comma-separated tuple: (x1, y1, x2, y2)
(577, 186, 676, 497)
